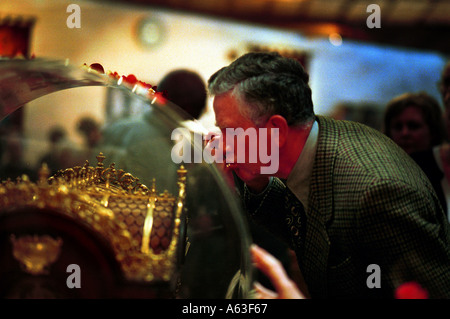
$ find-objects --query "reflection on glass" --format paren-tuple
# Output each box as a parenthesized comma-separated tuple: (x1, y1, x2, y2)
(0, 59, 252, 299)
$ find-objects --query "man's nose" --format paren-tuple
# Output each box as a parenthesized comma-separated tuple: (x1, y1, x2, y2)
(212, 134, 230, 160)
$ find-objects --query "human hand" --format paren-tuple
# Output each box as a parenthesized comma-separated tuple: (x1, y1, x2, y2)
(250, 244, 306, 299)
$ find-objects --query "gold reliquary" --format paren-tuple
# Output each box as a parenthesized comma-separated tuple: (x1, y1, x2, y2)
(0, 152, 187, 298)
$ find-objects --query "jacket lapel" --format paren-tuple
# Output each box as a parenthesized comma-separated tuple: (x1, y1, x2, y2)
(302, 115, 337, 298)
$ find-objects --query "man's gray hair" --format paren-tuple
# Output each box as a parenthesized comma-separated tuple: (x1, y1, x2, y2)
(208, 52, 315, 126)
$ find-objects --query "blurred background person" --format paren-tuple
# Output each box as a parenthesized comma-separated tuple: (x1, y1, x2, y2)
(383, 91, 446, 156)
(102, 69, 208, 146)
(38, 125, 74, 175)
(0, 125, 35, 181)
(76, 116, 103, 162)
(383, 90, 449, 221)
(415, 61, 450, 222)
(100, 69, 208, 194)
(158, 69, 209, 133)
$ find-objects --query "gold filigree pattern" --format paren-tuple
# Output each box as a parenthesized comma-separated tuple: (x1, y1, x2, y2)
(0, 153, 187, 285)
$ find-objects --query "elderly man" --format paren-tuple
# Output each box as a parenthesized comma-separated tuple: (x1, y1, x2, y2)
(207, 52, 450, 299)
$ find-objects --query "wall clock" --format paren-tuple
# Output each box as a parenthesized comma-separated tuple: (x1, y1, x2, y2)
(137, 16, 164, 49)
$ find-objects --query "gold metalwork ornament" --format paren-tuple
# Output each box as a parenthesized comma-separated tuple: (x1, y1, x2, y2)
(0, 152, 187, 284)
(141, 179, 156, 254)
(10, 234, 63, 275)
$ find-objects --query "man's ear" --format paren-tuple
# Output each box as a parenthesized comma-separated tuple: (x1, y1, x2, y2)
(265, 115, 288, 147)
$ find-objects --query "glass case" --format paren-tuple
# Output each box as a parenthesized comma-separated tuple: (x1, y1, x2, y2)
(0, 58, 253, 299)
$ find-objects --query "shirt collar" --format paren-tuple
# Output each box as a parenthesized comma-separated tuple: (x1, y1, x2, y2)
(286, 120, 319, 209)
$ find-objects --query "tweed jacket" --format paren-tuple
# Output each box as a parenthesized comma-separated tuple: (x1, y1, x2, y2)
(410, 148, 449, 219)
(245, 115, 450, 299)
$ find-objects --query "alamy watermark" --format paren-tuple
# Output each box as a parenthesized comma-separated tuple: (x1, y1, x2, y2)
(367, 4, 381, 29)
(367, 264, 381, 288)
(63, 262, 381, 290)
(65, 3, 380, 30)
(171, 127, 280, 174)
(66, 4, 81, 29)
(66, 264, 81, 288)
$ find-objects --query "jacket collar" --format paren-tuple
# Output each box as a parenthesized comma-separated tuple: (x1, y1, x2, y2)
(301, 115, 338, 298)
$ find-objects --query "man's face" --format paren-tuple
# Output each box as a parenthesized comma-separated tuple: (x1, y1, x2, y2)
(212, 92, 277, 181)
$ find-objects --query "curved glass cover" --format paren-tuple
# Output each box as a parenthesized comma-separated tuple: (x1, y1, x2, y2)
(0, 58, 253, 299)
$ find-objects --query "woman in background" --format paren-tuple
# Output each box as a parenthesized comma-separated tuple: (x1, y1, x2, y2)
(383, 91, 449, 221)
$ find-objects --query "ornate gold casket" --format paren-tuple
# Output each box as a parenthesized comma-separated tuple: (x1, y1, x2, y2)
(0, 59, 252, 298)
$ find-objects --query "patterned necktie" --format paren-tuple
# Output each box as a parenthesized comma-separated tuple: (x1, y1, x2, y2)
(284, 186, 307, 268)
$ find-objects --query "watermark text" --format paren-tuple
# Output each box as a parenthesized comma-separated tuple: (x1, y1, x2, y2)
(66, 4, 81, 29)
(171, 127, 279, 174)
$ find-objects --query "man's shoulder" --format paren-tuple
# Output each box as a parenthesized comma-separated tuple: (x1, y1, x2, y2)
(317, 115, 383, 136)
(315, 115, 427, 183)
(316, 115, 398, 152)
